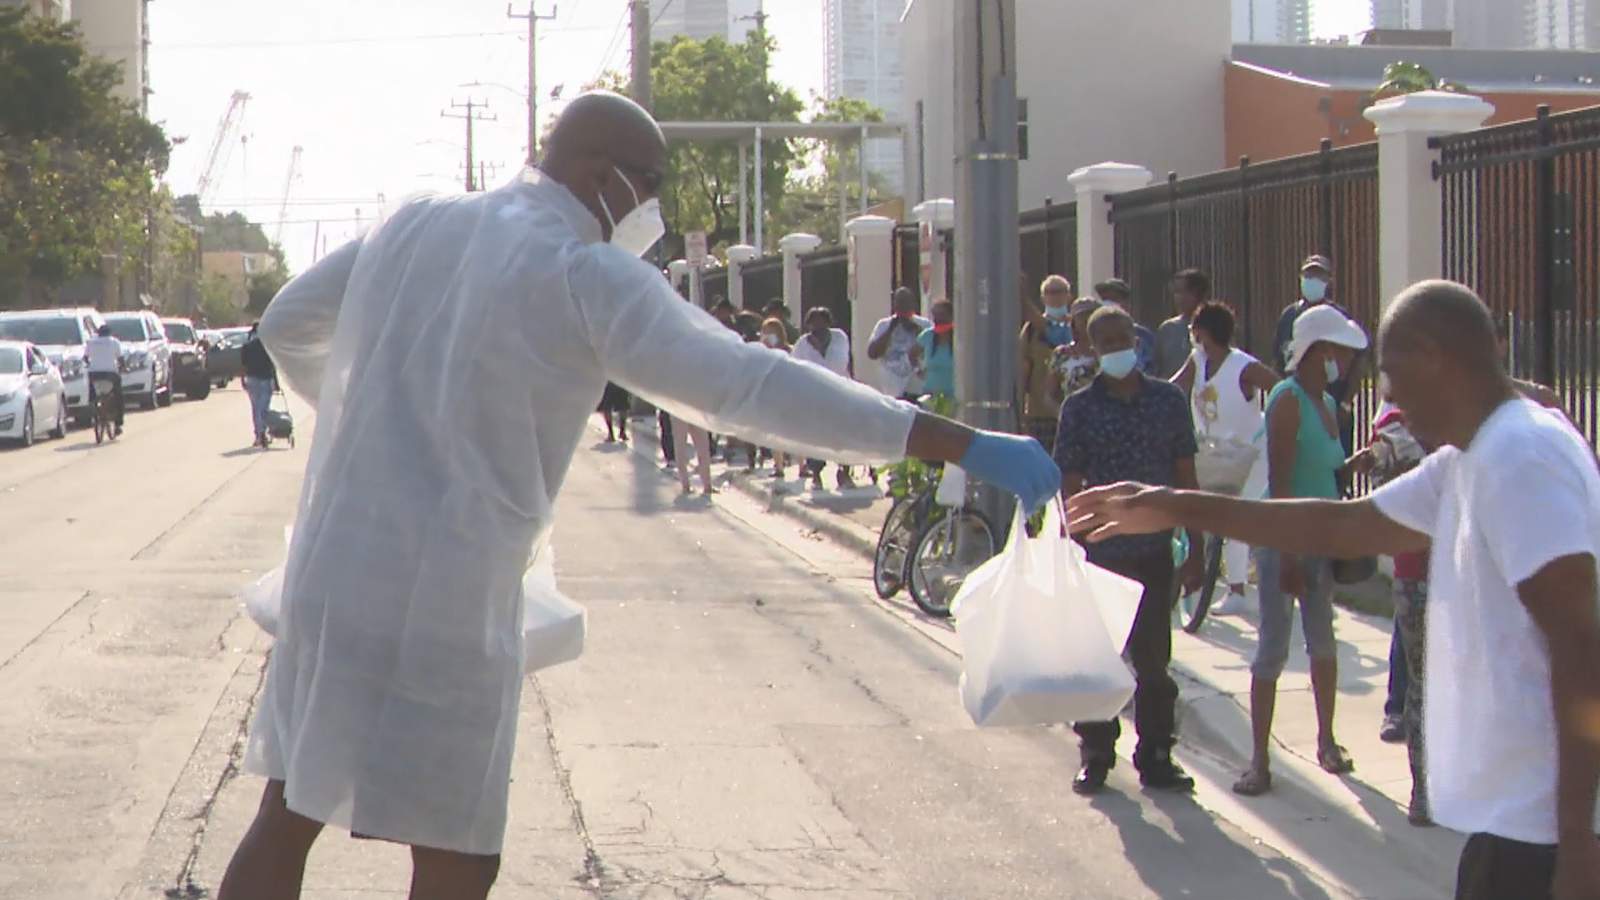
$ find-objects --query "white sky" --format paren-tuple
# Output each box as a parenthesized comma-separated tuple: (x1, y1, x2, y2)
(148, 0, 1370, 273)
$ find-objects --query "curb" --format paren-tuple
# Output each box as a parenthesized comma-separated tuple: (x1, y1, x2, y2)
(723, 476, 882, 560)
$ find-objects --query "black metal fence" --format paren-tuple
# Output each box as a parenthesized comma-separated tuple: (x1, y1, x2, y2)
(740, 256, 784, 312)
(702, 268, 728, 305)
(800, 245, 850, 334)
(1436, 104, 1600, 446)
(1109, 140, 1381, 365)
(1019, 199, 1078, 301)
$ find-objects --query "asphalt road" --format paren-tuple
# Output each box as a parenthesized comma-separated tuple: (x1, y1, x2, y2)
(0, 390, 1351, 899)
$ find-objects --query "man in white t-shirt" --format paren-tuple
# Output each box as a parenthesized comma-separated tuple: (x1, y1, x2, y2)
(83, 324, 125, 434)
(866, 287, 932, 401)
(791, 306, 859, 490)
(1066, 280, 1600, 900)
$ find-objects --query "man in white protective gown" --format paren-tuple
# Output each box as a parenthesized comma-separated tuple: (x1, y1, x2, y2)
(217, 92, 1062, 900)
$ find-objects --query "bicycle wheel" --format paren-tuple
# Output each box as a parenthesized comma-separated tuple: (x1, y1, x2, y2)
(907, 508, 997, 618)
(873, 497, 921, 600)
(1178, 534, 1227, 634)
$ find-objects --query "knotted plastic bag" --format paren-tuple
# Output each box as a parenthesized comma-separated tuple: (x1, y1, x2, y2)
(952, 503, 1142, 727)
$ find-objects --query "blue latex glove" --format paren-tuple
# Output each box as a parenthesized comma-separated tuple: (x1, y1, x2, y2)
(959, 431, 1061, 513)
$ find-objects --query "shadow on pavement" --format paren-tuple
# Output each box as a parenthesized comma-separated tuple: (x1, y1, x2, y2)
(1090, 789, 1337, 900)
(219, 446, 265, 458)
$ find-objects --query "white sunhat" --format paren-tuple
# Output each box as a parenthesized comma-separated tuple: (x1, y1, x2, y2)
(1285, 304, 1368, 371)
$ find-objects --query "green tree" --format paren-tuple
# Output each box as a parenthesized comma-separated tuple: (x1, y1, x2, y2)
(0, 8, 170, 306)
(769, 95, 892, 244)
(197, 273, 241, 327)
(595, 32, 803, 253)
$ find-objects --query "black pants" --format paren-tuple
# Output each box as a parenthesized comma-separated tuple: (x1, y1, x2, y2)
(1073, 551, 1178, 769)
(1456, 833, 1566, 900)
(87, 372, 124, 427)
(657, 410, 675, 464)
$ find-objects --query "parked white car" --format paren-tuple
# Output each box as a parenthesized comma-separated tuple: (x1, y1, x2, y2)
(103, 310, 173, 409)
(0, 307, 105, 427)
(0, 340, 68, 446)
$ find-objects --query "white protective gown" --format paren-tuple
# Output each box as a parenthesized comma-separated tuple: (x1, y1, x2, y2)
(244, 170, 917, 855)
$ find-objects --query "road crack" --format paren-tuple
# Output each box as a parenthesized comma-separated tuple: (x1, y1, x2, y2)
(530, 674, 608, 897)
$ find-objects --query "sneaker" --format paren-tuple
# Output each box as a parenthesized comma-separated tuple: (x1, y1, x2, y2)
(1072, 762, 1111, 796)
(1379, 714, 1407, 744)
(837, 471, 857, 490)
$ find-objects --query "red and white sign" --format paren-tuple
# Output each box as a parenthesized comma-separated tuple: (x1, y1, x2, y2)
(685, 231, 708, 267)
(918, 221, 934, 296)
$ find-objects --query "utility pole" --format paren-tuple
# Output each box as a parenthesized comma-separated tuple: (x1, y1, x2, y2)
(954, 0, 1020, 530)
(737, 5, 770, 77)
(441, 98, 497, 191)
(507, 3, 556, 163)
(629, 0, 652, 110)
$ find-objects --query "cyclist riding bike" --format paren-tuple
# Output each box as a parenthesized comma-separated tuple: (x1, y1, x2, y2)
(84, 324, 125, 437)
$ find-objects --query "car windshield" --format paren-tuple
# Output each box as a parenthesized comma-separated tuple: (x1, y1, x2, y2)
(106, 318, 148, 341)
(164, 322, 196, 343)
(222, 332, 249, 348)
(0, 317, 81, 346)
(0, 347, 23, 374)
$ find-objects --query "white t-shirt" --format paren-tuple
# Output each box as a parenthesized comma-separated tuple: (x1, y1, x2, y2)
(867, 314, 931, 397)
(1370, 398, 1600, 843)
(84, 336, 123, 373)
(791, 328, 852, 379)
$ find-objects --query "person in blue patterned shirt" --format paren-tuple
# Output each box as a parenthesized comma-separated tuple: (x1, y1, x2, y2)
(1054, 305, 1206, 797)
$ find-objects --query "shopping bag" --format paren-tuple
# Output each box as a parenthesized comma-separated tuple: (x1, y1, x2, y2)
(951, 503, 1142, 727)
(239, 530, 587, 674)
(1194, 434, 1259, 494)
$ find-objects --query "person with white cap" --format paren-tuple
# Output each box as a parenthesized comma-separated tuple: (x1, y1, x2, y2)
(215, 91, 1062, 899)
(1231, 303, 1370, 797)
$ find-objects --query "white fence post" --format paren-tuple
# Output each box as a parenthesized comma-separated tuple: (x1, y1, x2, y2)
(1068, 162, 1153, 296)
(725, 244, 757, 310)
(911, 198, 956, 303)
(845, 215, 897, 387)
(779, 232, 822, 320)
(1364, 91, 1494, 313)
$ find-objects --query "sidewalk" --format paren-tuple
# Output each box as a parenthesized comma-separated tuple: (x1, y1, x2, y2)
(624, 414, 1465, 897)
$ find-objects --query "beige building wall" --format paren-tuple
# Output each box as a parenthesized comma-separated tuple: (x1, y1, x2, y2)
(70, 0, 147, 113)
(202, 251, 275, 309)
(901, 0, 1230, 210)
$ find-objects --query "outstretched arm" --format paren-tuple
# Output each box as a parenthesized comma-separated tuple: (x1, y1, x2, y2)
(258, 237, 363, 407)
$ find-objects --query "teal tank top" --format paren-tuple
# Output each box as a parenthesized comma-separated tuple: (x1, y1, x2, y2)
(1265, 378, 1345, 500)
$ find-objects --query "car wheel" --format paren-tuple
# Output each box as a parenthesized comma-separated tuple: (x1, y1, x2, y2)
(190, 383, 211, 401)
(73, 412, 92, 429)
(49, 401, 66, 439)
(140, 392, 156, 411)
(19, 403, 34, 448)
(156, 384, 173, 408)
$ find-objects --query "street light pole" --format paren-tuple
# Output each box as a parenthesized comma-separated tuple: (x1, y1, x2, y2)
(507, 3, 556, 163)
(954, 0, 1020, 529)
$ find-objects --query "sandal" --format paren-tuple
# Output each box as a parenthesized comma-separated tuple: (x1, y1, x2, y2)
(1232, 768, 1272, 796)
(1317, 743, 1356, 775)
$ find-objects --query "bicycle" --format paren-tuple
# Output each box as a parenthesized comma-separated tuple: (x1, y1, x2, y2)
(89, 372, 121, 445)
(1173, 531, 1226, 634)
(873, 463, 997, 618)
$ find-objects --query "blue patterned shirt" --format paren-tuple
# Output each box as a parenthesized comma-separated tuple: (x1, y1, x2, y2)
(1054, 373, 1198, 562)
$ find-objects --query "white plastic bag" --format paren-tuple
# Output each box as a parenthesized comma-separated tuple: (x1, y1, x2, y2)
(240, 529, 586, 673)
(1194, 434, 1260, 494)
(934, 463, 967, 507)
(951, 503, 1142, 727)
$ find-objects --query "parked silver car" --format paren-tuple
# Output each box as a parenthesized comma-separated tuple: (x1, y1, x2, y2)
(0, 307, 105, 427)
(0, 340, 68, 446)
(103, 310, 173, 409)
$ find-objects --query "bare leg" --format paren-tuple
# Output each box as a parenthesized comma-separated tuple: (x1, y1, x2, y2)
(690, 426, 715, 493)
(217, 780, 325, 900)
(409, 846, 500, 900)
(601, 410, 616, 441)
(1234, 676, 1276, 794)
(1311, 655, 1343, 757)
(673, 416, 693, 493)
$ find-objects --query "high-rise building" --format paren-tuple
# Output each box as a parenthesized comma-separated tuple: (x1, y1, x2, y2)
(71, 0, 148, 114)
(1525, 0, 1590, 48)
(824, 0, 903, 191)
(0, 0, 71, 21)
(1371, 0, 1450, 30)
(649, 0, 763, 43)
(1231, 0, 1313, 44)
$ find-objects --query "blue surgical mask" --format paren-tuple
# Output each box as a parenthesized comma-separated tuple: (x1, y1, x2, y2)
(1323, 356, 1341, 383)
(1301, 276, 1328, 303)
(1043, 304, 1071, 321)
(1099, 348, 1139, 380)
(1043, 319, 1071, 348)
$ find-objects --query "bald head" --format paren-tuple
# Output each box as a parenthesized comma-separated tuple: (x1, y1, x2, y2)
(1378, 279, 1514, 448)
(539, 91, 668, 240)
(1379, 279, 1499, 368)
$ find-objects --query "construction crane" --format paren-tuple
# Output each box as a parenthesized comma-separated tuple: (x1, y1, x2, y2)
(272, 146, 303, 247)
(194, 90, 251, 206)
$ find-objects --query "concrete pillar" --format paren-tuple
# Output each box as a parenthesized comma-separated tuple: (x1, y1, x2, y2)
(911, 198, 955, 303)
(845, 215, 897, 381)
(1364, 91, 1495, 311)
(1067, 162, 1153, 296)
(725, 243, 757, 310)
(778, 232, 821, 320)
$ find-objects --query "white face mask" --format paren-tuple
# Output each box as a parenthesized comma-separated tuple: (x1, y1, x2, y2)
(598, 166, 665, 257)
(1043, 304, 1070, 321)
(761, 333, 780, 347)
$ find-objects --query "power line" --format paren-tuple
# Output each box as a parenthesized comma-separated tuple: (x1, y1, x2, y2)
(125, 25, 613, 53)
(591, 6, 632, 84)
